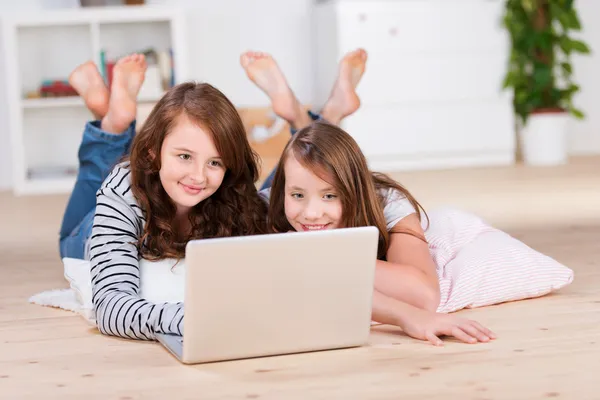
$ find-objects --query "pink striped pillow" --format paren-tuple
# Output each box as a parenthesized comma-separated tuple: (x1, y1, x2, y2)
(423, 209, 574, 313)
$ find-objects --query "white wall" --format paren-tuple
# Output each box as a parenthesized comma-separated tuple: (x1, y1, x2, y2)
(161, 0, 314, 108)
(0, 26, 10, 190)
(569, 0, 600, 155)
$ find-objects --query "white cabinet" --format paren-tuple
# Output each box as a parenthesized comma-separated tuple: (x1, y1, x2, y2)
(2, 6, 188, 195)
(314, 0, 516, 171)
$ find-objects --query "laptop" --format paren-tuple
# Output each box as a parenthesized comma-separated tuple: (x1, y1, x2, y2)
(156, 226, 379, 364)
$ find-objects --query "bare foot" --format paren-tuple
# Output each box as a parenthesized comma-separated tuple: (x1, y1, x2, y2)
(321, 48, 367, 125)
(240, 51, 310, 130)
(68, 61, 110, 120)
(101, 54, 147, 134)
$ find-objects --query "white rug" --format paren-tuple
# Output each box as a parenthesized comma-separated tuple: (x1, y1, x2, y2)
(29, 287, 95, 323)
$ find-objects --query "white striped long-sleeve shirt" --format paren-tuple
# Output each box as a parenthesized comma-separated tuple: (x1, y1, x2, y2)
(89, 163, 184, 340)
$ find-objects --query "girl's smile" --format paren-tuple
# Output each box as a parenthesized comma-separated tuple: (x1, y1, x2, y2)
(299, 223, 333, 231)
(179, 182, 205, 196)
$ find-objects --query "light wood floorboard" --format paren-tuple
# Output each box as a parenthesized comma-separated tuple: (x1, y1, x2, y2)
(1, 157, 599, 399)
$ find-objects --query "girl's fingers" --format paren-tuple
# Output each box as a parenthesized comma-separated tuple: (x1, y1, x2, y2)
(471, 321, 497, 339)
(460, 322, 491, 342)
(426, 331, 444, 347)
(450, 326, 478, 344)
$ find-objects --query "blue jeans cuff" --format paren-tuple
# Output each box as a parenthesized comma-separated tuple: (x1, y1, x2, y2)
(290, 111, 323, 135)
(307, 110, 321, 121)
(85, 120, 136, 143)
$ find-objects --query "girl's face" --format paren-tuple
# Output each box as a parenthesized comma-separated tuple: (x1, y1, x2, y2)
(283, 154, 343, 231)
(159, 114, 226, 215)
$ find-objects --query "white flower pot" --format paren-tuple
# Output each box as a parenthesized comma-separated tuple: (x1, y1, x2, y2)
(521, 112, 569, 166)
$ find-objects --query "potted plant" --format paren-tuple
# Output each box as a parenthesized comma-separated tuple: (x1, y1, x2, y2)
(502, 0, 591, 165)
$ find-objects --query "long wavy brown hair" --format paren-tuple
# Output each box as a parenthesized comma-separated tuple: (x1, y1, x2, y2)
(128, 82, 268, 260)
(267, 121, 427, 259)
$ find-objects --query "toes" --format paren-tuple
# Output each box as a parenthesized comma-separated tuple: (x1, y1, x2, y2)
(240, 53, 252, 67)
(123, 54, 135, 63)
(116, 54, 134, 66)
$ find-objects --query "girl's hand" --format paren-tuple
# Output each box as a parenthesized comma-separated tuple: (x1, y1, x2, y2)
(400, 307, 496, 346)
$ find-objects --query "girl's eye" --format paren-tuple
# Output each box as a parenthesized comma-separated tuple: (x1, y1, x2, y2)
(179, 154, 191, 161)
(209, 160, 222, 167)
(324, 194, 337, 200)
(291, 193, 304, 199)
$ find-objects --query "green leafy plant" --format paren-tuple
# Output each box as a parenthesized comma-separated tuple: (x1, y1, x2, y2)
(502, 0, 591, 124)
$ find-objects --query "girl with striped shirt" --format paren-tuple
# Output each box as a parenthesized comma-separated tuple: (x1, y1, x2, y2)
(59, 54, 267, 340)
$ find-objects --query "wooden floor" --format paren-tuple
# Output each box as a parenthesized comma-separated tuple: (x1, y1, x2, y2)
(1, 156, 599, 399)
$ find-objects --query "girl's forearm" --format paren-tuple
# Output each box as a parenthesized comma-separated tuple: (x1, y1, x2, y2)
(371, 289, 416, 327)
(374, 260, 441, 312)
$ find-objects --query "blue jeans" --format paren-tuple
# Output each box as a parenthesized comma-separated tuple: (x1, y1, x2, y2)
(260, 111, 322, 190)
(58, 121, 136, 260)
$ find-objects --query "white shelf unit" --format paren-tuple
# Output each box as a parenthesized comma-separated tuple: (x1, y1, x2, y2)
(314, 0, 516, 172)
(2, 6, 188, 195)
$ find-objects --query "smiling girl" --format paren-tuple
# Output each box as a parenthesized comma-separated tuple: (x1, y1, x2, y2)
(59, 54, 267, 340)
(243, 50, 495, 346)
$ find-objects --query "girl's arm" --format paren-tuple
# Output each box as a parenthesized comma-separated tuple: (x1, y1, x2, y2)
(376, 213, 440, 311)
(371, 290, 495, 346)
(90, 167, 184, 341)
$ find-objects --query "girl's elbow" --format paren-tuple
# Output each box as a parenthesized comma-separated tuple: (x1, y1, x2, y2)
(422, 284, 441, 312)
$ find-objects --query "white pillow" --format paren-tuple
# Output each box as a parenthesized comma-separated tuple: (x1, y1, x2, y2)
(426, 208, 574, 313)
(63, 257, 185, 323)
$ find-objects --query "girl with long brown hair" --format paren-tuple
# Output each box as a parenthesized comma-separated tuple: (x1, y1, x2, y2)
(59, 54, 267, 340)
(243, 49, 496, 346)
